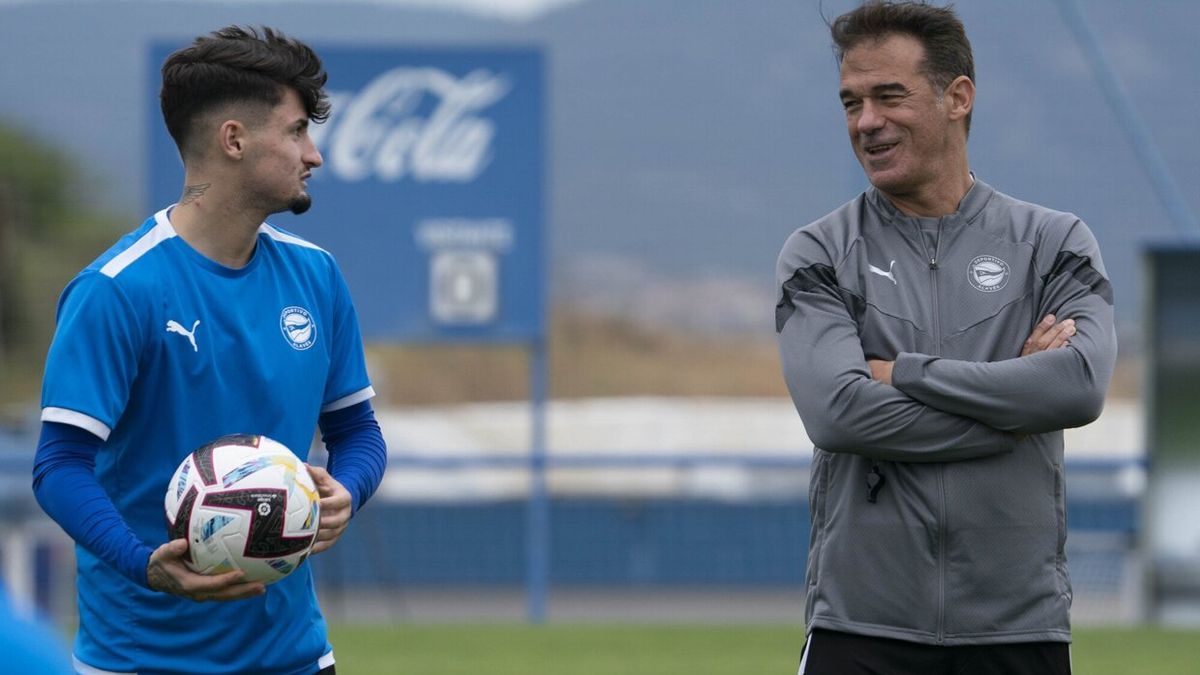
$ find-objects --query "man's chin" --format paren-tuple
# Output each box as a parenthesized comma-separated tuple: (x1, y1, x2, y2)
(861, 166, 911, 194)
(288, 194, 313, 215)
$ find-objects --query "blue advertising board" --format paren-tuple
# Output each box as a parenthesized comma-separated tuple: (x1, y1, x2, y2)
(147, 44, 544, 343)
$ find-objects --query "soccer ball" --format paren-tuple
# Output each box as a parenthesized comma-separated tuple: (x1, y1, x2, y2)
(164, 434, 320, 584)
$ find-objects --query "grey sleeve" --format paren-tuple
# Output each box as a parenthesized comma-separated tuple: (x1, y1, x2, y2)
(891, 220, 1117, 434)
(777, 232, 1015, 463)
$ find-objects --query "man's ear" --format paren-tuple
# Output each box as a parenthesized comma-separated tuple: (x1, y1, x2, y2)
(945, 75, 975, 124)
(218, 119, 248, 160)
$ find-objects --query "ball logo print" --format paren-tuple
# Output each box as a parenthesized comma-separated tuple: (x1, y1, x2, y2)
(164, 434, 320, 584)
(279, 306, 316, 350)
(968, 255, 1010, 292)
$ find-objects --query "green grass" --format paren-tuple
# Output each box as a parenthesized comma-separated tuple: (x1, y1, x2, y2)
(1072, 628, 1200, 675)
(328, 624, 1200, 675)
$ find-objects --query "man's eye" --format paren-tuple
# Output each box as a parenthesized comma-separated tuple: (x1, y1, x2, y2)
(842, 100, 860, 111)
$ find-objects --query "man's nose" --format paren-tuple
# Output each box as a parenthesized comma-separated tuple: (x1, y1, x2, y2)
(856, 99, 886, 134)
(304, 138, 323, 168)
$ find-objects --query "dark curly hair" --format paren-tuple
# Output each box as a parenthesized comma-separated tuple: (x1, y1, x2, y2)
(160, 25, 330, 159)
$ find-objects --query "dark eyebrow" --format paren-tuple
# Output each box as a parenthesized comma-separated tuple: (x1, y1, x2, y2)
(840, 82, 909, 100)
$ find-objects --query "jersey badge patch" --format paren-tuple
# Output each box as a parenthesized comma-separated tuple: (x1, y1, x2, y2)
(968, 255, 1010, 292)
(280, 306, 316, 350)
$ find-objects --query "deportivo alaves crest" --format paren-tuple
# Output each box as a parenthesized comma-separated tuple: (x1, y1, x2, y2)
(968, 255, 1010, 292)
(279, 306, 316, 350)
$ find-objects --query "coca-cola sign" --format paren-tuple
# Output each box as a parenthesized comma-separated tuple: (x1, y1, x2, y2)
(312, 68, 511, 183)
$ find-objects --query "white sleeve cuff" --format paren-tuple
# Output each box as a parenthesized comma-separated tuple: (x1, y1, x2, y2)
(320, 386, 376, 413)
(41, 407, 111, 441)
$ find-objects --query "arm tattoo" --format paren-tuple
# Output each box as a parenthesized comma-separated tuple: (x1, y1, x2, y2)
(180, 183, 212, 206)
(147, 560, 186, 595)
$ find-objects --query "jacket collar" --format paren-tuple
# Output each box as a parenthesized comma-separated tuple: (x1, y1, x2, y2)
(867, 175, 994, 228)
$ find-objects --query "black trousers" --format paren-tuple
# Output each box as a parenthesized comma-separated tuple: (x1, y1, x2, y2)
(798, 628, 1071, 675)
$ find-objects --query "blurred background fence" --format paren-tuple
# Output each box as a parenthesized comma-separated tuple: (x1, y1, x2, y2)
(2, 399, 1147, 626)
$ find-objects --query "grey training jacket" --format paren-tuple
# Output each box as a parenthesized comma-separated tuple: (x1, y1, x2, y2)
(775, 179, 1116, 646)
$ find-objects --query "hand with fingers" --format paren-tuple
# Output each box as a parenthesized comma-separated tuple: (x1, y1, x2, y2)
(146, 539, 266, 602)
(306, 464, 352, 555)
(1021, 314, 1076, 357)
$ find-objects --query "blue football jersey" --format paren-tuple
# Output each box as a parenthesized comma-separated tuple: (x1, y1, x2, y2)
(41, 207, 373, 674)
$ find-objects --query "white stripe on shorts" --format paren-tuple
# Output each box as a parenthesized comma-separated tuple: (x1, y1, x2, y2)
(797, 633, 813, 674)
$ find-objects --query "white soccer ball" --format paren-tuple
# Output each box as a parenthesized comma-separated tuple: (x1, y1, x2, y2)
(164, 434, 320, 585)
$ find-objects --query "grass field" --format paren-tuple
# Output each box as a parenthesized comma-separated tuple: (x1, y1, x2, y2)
(328, 624, 1200, 674)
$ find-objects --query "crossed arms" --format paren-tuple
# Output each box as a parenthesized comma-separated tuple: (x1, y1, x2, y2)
(776, 224, 1117, 463)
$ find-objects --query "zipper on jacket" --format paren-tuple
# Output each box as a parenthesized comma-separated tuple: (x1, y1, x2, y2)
(936, 464, 947, 643)
(917, 216, 947, 642)
(929, 217, 943, 270)
(932, 217, 946, 642)
(916, 218, 944, 346)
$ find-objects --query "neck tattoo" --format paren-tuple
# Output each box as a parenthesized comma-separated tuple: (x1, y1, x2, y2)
(180, 183, 212, 206)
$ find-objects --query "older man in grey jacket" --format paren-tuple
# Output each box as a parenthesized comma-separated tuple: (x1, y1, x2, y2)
(776, 3, 1116, 674)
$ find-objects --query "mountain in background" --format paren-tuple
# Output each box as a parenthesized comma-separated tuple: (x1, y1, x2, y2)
(1, 0, 1196, 343)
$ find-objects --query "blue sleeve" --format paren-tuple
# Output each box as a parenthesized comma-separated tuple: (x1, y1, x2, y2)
(31, 422, 154, 587)
(321, 263, 373, 410)
(318, 400, 387, 515)
(41, 271, 144, 438)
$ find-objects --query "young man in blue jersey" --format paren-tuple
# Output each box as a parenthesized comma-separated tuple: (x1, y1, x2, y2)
(777, 2, 1115, 674)
(33, 26, 387, 674)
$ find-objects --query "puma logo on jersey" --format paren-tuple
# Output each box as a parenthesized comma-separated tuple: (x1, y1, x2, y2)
(868, 260, 897, 285)
(166, 319, 201, 352)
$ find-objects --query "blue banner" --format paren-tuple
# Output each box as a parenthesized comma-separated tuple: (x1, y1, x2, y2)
(148, 44, 545, 343)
